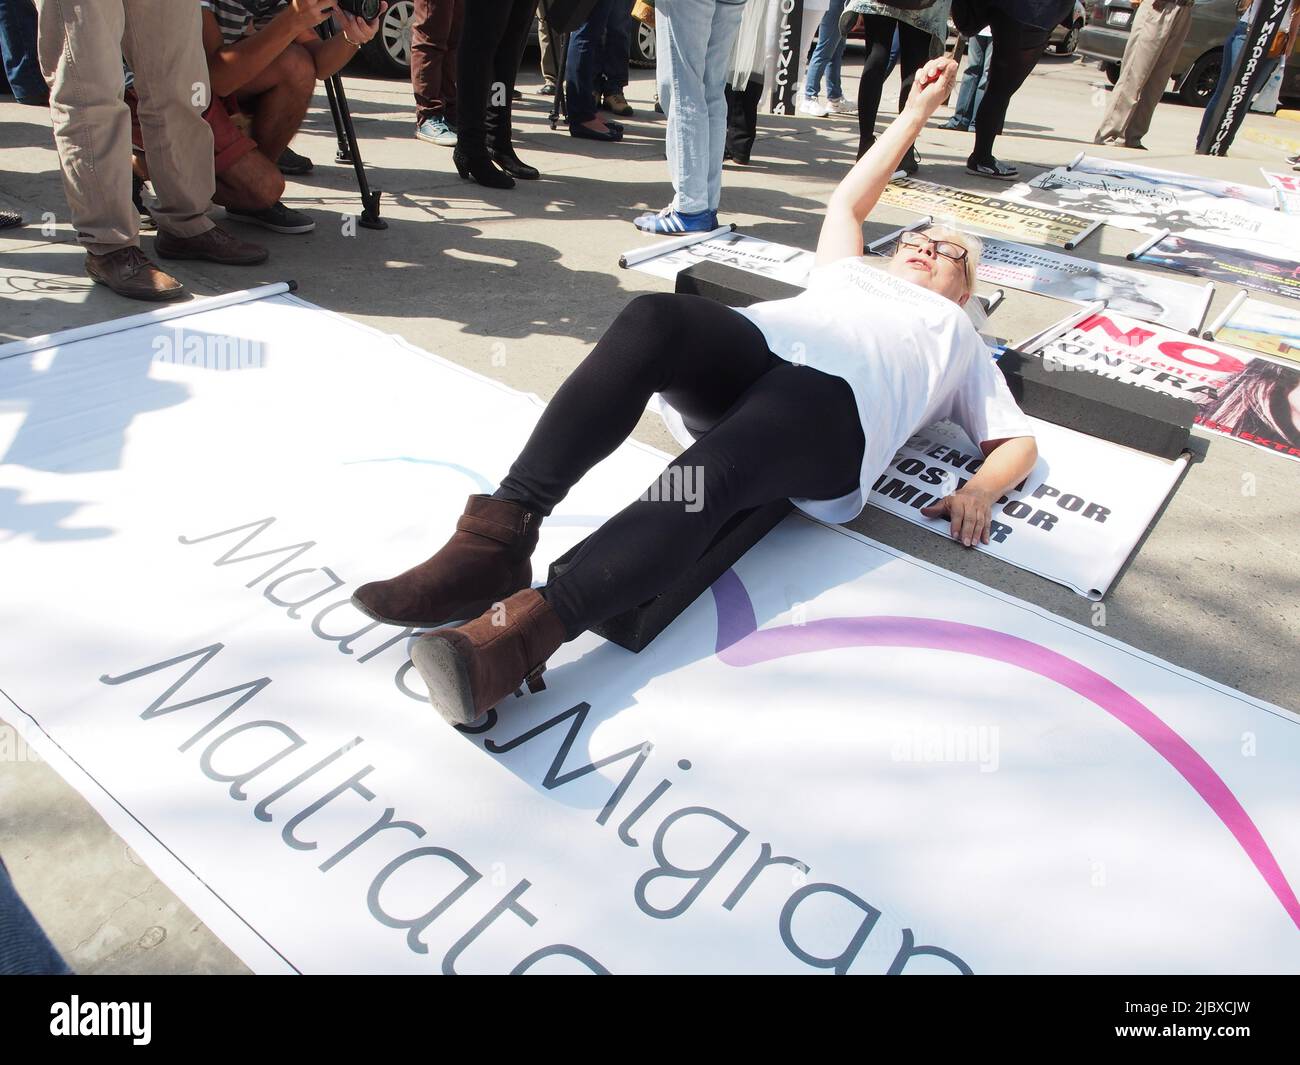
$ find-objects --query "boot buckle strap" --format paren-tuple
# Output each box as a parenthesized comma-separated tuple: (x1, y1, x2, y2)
(456, 512, 518, 544)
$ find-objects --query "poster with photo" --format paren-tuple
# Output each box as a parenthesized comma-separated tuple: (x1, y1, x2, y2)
(1005, 157, 1284, 240)
(1215, 296, 1300, 361)
(1261, 169, 1300, 214)
(977, 238, 1208, 332)
(1137, 233, 1300, 302)
(1025, 308, 1300, 462)
(877, 178, 1096, 248)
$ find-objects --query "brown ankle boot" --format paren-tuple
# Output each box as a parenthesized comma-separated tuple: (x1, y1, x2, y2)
(410, 588, 567, 725)
(352, 494, 540, 627)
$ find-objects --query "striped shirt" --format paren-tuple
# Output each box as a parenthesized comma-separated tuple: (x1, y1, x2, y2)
(201, 0, 289, 45)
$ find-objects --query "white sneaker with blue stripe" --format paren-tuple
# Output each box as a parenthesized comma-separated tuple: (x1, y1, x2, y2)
(632, 206, 719, 235)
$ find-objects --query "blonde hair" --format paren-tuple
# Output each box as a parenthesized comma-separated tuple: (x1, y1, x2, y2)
(922, 225, 982, 293)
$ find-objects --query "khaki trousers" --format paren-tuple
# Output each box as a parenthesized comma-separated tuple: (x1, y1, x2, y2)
(35, 0, 215, 255)
(1094, 0, 1194, 146)
(537, 3, 554, 82)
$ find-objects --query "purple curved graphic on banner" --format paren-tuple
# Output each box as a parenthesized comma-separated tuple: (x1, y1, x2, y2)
(710, 568, 1300, 931)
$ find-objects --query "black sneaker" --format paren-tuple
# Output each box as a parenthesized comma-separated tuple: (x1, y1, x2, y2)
(966, 156, 1019, 180)
(277, 147, 314, 175)
(0, 208, 22, 230)
(900, 147, 920, 175)
(225, 201, 316, 234)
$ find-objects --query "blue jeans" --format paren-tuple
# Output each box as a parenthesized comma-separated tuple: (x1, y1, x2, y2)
(0, 0, 44, 101)
(566, 0, 618, 124)
(1198, 19, 1280, 143)
(952, 34, 991, 127)
(657, 0, 748, 214)
(804, 0, 849, 101)
(596, 0, 632, 96)
(0, 855, 71, 975)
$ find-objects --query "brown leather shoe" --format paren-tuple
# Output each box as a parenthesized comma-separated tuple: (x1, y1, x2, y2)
(85, 246, 186, 301)
(154, 224, 268, 265)
(352, 494, 540, 628)
(410, 588, 567, 725)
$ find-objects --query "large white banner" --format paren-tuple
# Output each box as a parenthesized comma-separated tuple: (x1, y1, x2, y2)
(868, 418, 1187, 600)
(3, 295, 1298, 974)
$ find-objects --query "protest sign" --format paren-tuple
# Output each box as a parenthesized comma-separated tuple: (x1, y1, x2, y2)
(1026, 308, 1300, 461)
(879, 177, 1097, 247)
(977, 239, 1209, 333)
(1005, 157, 1282, 239)
(867, 417, 1187, 599)
(1261, 169, 1300, 213)
(1214, 295, 1300, 360)
(1137, 233, 1300, 303)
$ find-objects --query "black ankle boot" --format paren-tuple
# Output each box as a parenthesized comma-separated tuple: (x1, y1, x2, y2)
(489, 148, 540, 180)
(453, 148, 515, 189)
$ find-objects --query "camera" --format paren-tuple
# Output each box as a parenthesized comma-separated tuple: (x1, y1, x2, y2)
(335, 0, 382, 19)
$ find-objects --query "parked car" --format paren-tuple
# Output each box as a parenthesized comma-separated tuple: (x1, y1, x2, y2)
(1047, 1, 1090, 56)
(1078, 0, 1240, 106)
(360, 3, 657, 76)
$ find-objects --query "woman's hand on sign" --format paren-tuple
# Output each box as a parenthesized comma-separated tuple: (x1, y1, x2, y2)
(920, 487, 996, 548)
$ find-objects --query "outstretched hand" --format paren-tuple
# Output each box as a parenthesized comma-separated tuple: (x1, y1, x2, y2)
(920, 487, 995, 548)
(906, 56, 958, 120)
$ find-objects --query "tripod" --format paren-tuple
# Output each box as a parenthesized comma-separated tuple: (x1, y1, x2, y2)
(317, 21, 386, 230)
(539, 0, 602, 130)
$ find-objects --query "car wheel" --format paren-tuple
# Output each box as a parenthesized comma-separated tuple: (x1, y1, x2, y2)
(629, 18, 655, 69)
(361, 0, 415, 75)
(1055, 22, 1081, 56)
(1180, 51, 1222, 107)
(1102, 61, 1120, 85)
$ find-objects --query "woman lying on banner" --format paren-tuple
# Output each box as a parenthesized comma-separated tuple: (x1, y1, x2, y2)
(354, 56, 1039, 728)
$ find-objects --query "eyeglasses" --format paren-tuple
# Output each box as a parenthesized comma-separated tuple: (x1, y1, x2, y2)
(892, 232, 969, 265)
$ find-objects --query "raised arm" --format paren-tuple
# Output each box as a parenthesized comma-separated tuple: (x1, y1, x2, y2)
(815, 56, 959, 269)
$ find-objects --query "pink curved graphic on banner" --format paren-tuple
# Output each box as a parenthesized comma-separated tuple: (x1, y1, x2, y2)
(710, 569, 1300, 931)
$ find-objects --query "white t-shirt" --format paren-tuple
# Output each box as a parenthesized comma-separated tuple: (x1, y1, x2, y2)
(656, 258, 1034, 525)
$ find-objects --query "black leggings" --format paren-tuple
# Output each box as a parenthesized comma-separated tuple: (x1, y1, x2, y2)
(493, 294, 866, 640)
(972, 7, 1054, 164)
(856, 15, 931, 158)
